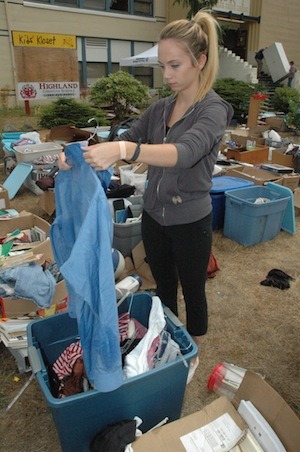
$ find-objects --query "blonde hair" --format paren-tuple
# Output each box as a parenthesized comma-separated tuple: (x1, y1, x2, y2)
(158, 10, 219, 102)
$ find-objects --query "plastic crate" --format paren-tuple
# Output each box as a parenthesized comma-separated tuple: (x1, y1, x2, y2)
(112, 195, 143, 257)
(264, 138, 291, 148)
(223, 186, 290, 246)
(27, 292, 197, 452)
(13, 142, 62, 163)
(210, 176, 254, 230)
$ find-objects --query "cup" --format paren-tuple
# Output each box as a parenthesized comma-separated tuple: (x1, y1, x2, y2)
(207, 362, 247, 400)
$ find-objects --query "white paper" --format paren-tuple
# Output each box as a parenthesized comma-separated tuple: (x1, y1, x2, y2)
(180, 413, 244, 452)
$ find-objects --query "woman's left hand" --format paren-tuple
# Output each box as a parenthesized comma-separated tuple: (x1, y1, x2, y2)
(82, 142, 121, 170)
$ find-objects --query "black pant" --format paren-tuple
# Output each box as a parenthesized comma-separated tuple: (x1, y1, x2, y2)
(142, 210, 212, 336)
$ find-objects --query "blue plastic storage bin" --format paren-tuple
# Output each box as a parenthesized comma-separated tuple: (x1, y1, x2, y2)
(210, 176, 254, 229)
(27, 292, 197, 452)
(223, 185, 290, 246)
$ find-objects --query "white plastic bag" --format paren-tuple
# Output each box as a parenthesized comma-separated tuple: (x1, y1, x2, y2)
(123, 296, 166, 379)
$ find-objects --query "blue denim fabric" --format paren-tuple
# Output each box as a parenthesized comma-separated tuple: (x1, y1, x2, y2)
(50, 142, 123, 392)
(0, 263, 56, 308)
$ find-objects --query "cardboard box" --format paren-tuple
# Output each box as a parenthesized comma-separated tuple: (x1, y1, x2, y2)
(225, 166, 279, 185)
(38, 190, 56, 216)
(133, 372, 300, 451)
(226, 145, 269, 165)
(0, 238, 67, 317)
(48, 125, 99, 144)
(0, 185, 10, 209)
(265, 116, 288, 132)
(230, 134, 265, 147)
(118, 241, 156, 290)
(271, 148, 298, 171)
(275, 174, 300, 191)
(0, 211, 50, 239)
(294, 188, 300, 209)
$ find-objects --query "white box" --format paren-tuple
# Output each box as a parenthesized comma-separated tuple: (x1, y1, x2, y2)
(14, 142, 62, 163)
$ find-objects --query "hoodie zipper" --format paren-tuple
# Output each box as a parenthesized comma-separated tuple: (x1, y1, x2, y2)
(157, 100, 197, 225)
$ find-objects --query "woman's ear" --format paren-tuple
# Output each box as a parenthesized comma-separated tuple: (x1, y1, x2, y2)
(198, 54, 207, 70)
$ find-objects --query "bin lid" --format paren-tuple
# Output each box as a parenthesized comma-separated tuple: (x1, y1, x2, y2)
(211, 176, 254, 194)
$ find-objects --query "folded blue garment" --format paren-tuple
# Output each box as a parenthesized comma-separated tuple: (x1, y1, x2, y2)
(0, 263, 56, 308)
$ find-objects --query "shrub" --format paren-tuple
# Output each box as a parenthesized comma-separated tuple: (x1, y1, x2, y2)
(157, 83, 174, 99)
(271, 86, 300, 114)
(89, 71, 150, 122)
(38, 98, 107, 129)
(213, 78, 257, 123)
(286, 100, 300, 130)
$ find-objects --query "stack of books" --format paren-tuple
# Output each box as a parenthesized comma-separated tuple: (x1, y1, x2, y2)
(0, 318, 31, 349)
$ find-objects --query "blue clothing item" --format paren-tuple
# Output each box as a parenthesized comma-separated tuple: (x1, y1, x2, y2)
(0, 262, 56, 308)
(50, 142, 123, 393)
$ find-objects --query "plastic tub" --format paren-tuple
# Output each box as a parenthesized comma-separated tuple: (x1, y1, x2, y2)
(210, 176, 254, 230)
(13, 142, 63, 163)
(223, 185, 290, 245)
(27, 292, 197, 452)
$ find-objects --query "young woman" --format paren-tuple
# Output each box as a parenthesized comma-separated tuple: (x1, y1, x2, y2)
(59, 10, 234, 383)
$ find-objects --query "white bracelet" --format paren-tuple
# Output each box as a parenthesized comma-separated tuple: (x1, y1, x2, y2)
(119, 141, 127, 160)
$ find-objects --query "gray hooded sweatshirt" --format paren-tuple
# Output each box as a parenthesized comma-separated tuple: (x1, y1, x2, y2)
(117, 90, 234, 226)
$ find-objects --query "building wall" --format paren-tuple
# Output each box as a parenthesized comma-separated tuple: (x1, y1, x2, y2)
(0, 0, 166, 106)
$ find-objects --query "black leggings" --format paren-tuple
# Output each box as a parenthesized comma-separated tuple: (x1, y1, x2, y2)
(142, 210, 212, 336)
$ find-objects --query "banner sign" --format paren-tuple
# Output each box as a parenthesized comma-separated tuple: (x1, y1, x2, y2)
(17, 82, 80, 101)
(13, 31, 76, 49)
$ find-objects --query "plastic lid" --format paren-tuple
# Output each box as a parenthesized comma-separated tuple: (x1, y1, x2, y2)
(210, 176, 254, 194)
(207, 362, 226, 390)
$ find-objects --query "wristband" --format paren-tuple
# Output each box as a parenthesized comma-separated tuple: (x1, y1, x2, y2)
(118, 141, 127, 160)
(131, 139, 142, 162)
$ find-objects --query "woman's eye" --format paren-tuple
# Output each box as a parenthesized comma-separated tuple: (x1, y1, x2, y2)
(171, 64, 179, 68)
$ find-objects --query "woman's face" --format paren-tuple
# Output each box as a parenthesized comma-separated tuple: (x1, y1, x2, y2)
(158, 39, 205, 96)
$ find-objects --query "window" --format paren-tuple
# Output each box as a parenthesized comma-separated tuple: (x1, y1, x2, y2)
(134, 0, 152, 16)
(110, 0, 129, 13)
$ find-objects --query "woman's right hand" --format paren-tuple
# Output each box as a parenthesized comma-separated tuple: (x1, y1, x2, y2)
(58, 151, 72, 170)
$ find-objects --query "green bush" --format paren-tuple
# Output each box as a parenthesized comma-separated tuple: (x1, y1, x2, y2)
(286, 100, 300, 130)
(39, 98, 107, 129)
(271, 86, 300, 114)
(213, 78, 257, 123)
(157, 83, 174, 99)
(89, 71, 150, 122)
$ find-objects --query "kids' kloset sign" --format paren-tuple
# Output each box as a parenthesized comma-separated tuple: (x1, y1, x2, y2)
(17, 82, 80, 101)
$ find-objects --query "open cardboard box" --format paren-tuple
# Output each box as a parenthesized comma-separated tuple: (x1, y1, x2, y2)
(133, 371, 300, 451)
(48, 124, 99, 144)
(0, 238, 67, 318)
(0, 213, 67, 317)
(38, 190, 56, 216)
(225, 166, 279, 185)
(118, 241, 156, 290)
(226, 145, 269, 165)
(271, 147, 298, 171)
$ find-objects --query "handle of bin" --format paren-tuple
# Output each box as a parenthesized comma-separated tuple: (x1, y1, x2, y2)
(163, 306, 183, 328)
(28, 345, 42, 375)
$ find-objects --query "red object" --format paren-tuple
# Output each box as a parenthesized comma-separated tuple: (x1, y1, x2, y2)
(207, 362, 226, 390)
(252, 93, 268, 100)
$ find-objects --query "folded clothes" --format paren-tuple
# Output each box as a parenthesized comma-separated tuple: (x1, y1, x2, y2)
(0, 262, 56, 307)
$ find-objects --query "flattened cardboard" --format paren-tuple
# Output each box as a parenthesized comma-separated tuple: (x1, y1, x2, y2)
(225, 166, 279, 185)
(0, 238, 67, 317)
(133, 372, 300, 452)
(133, 396, 246, 451)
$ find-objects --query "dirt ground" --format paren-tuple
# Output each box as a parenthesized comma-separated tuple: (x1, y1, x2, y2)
(0, 132, 299, 451)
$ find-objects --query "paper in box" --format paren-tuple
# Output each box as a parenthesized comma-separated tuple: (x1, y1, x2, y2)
(133, 372, 300, 452)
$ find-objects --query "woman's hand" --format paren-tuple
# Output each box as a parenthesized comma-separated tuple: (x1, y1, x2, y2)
(58, 151, 73, 170)
(82, 142, 121, 170)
